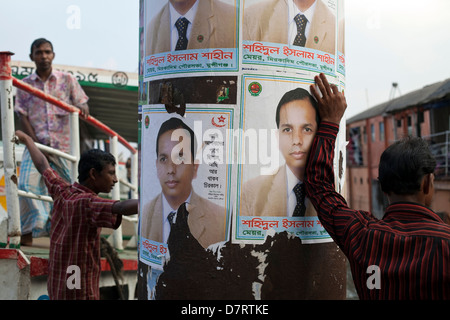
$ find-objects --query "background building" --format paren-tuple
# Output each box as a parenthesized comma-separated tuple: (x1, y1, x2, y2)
(346, 78, 450, 219)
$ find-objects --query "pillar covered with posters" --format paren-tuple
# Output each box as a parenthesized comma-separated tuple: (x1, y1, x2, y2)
(137, 0, 347, 300)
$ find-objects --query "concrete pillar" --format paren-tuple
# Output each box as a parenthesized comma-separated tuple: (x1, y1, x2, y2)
(137, 0, 347, 300)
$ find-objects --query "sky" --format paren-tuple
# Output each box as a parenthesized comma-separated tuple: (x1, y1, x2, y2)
(1, 0, 450, 120)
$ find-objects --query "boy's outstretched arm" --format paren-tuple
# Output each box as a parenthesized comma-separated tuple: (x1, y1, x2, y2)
(112, 199, 139, 216)
(15, 130, 50, 174)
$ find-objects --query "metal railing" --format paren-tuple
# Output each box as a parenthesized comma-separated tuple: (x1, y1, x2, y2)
(0, 51, 138, 250)
(422, 130, 450, 178)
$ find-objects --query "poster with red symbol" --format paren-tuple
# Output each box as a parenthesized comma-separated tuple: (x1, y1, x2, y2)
(138, 76, 237, 270)
(232, 73, 336, 244)
(137, 0, 346, 275)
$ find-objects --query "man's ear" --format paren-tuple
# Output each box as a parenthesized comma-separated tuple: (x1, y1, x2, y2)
(422, 173, 432, 195)
(192, 163, 199, 179)
(89, 168, 98, 180)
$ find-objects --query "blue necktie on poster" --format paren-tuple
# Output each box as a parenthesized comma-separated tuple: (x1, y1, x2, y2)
(293, 182, 306, 217)
(293, 14, 307, 47)
(175, 17, 189, 50)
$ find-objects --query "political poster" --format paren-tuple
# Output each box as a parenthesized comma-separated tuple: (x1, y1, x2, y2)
(138, 0, 346, 298)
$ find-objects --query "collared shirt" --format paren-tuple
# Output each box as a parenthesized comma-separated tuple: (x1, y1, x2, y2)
(169, 0, 199, 51)
(286, 165, 301, 217)
(15, 70, 88, 153)
(162, 192, 192, 243)
(43, 168, 121, 300)
(306, 122, 450, 299)
(287, 0, 317, 45)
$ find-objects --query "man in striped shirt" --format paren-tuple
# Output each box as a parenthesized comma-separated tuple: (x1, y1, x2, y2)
(306, 73, 449, 299)
(15, 130, 138, 300)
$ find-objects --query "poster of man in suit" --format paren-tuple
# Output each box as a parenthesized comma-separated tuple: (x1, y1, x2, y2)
(145, 0, 237, 55)
(139, 110, 232, 269)
(242, 0, 338, 74)
(143, 0, 238, 77)
(234, 74, 335, 244)
(244, 0, 336, 54)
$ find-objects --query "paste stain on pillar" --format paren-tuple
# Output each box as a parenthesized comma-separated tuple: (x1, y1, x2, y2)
(148, 204, 346, 300)
(159, 82, 186, 116)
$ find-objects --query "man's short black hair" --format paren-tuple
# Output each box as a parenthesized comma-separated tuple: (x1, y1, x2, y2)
(156, 117, 196, 161)
(30, 38, 53, 55)
(78, 149, 116, 183)
(275, 87, 320, 128)
(378, 136, 436, 195)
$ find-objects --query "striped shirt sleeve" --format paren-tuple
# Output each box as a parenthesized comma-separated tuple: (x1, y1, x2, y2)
(305, 122, 372, 249)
